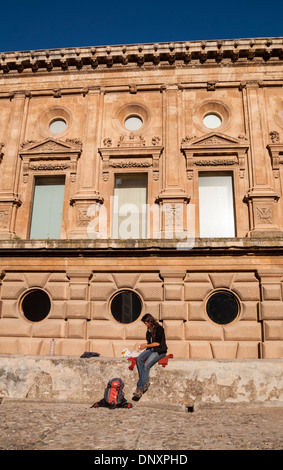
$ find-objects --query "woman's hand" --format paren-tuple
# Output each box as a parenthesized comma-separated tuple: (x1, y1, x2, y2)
(138, 343, 148, 350)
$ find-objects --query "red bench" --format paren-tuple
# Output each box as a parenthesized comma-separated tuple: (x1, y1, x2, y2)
(127, 354, 173, 370)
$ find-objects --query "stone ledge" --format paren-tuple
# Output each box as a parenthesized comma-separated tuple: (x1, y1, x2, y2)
(0, 237, 283, 256)
(0, 355, 282, 407)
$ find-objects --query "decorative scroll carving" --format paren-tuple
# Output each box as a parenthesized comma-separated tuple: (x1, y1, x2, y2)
(29, 163, 70, 171)
(110, 161, 151, 168)
(194, 158, 237, 166)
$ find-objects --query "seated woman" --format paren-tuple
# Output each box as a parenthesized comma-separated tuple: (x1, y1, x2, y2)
(133, 313, 168, 401)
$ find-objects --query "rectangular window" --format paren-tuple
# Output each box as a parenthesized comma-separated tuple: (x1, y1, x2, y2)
(29, 176, 65, 239)
(112, 173, 147, 239)
(198, 172, 235, 237)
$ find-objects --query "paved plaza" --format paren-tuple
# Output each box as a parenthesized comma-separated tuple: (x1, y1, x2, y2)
(0, 398, 282, 452)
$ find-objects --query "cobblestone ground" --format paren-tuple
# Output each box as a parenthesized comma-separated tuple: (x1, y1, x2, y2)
(0, 399, 282, 451)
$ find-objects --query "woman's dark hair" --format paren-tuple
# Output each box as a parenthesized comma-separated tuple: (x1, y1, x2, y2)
(141, 313, 158, 336)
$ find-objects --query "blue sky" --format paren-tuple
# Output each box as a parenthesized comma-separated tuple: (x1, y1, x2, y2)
(0, 0, 282, 53)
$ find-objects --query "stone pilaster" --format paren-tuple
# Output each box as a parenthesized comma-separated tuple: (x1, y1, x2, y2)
(0, 92, 28, 239)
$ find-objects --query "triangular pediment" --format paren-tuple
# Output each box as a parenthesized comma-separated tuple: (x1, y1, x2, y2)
(20, 138, 82, 153)
(182, 132, 248, 147)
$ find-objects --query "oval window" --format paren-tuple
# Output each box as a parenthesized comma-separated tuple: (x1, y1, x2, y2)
(110, 290, 142, 324)
(124, 115, 143, 131)
(206, 290, 239, 325)
(49, 119, 67, 134)
(20, 289, 51, 322)
(203, 113, 222, 129)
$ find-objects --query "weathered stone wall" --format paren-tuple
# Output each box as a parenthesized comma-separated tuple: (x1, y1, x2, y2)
(0, 355, 282, 407)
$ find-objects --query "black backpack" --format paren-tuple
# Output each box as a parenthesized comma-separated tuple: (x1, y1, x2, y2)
(91, 378, 132, 409)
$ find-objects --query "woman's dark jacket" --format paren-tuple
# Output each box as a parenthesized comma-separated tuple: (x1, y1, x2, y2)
(146, 323, 167, 354)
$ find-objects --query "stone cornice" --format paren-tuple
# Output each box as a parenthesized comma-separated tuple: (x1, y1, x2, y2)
(0, 238, 283, 257)
(1, 37, 282, 74)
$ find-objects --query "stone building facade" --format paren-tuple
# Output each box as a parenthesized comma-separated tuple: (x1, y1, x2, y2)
(0, 38, 282, 359)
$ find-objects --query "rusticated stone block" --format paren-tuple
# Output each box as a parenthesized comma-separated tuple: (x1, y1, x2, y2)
(236, 341, 260, 359)
(188, 341, 213, 359)
(58, 339, 88, 356)
(125, 321, 147, 340)
(188, 301, 205, 321)
(262, 341, 283, 358)
(48, 301, 66, 319)
(0, 337, 18, 354)
(90, 283, 116, 301)
(32, 319, 66, 338)
(67, 319, 87, 339)
(184, 273, 210, 282)
(234, 272, 258, 282)
(163, 320, 184, 340)
(160, 302, 187, 320)
(143, 302, 160, 320)
(224, 321, 261, 341)
(45, 282, 68, 300)
(89, 340, 114, 357)
(210, 342, 238, 359)
(91, 301, 109, 320)
(1, 300, 19, 318)
(135, 284, 163, 301)
(166, 340, 188, 358)
(66, 301, 90, 319)
(112, 273, 140, 289)
(88, 320, 124, 339)
(184, 283, 212, 301)
(135, 273, 163, 301)
(70, 284, 88, 300)
(232, 282, 260, 301)
(259, 301, 283, 320)
(209, 273, 235, 289)
(164, 285, 183, 301)
(262, 285, 282, 301)
(0, 318, 32, 337)
(241, 302, 259, 321)
(1, 282, 26, 300)
(2, 272, 25, 283)
(263, 321, 283, 341)
(17, 338, 43, 355)
(185, 321, 223, 340)
(24, 273, 50, 288)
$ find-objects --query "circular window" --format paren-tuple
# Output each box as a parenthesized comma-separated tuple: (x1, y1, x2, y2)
(203, 113, 222, 129)
(206, 290, 240, 325)
(110, 290, 142, 324)
(49, 119, 67, 134)
(20, 289, 51, 322)
(124, 115, 143, 131)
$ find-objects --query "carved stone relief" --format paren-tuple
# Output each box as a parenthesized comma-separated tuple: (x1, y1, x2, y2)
(19, 138, 82, 183)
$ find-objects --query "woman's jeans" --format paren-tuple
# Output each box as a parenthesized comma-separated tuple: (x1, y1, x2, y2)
(136, 349, 166, 390)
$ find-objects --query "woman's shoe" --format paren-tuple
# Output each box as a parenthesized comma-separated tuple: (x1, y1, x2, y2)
(132, 388, 143, 401)
(143, 382, 150, 393)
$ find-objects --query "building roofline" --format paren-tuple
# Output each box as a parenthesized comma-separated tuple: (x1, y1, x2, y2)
(1, 37, 282, 74)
